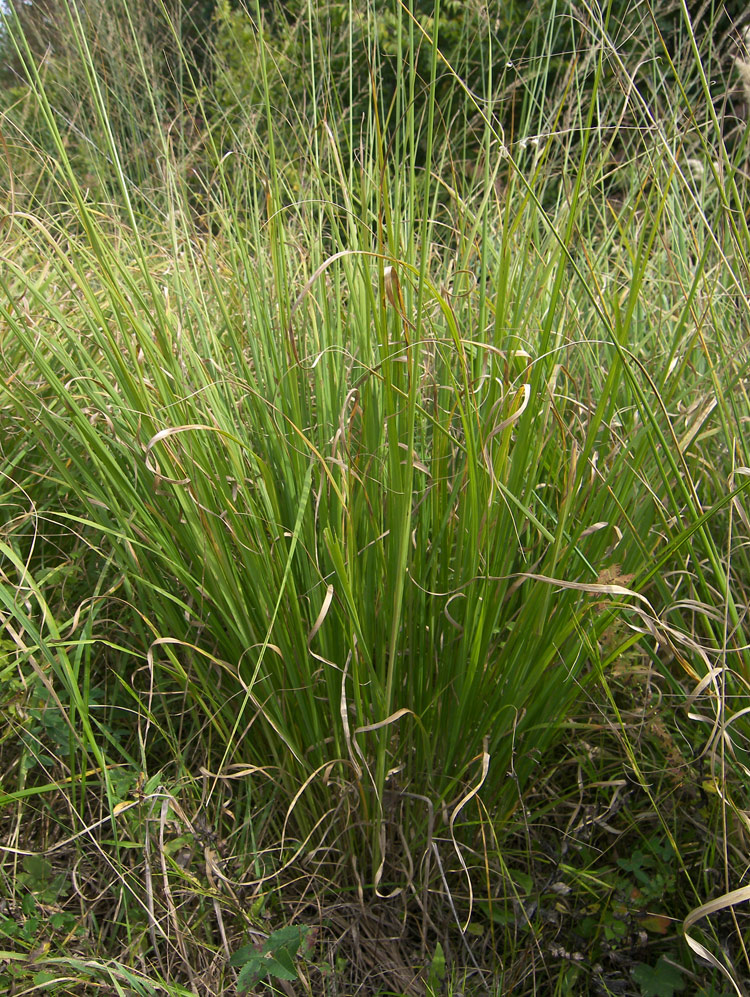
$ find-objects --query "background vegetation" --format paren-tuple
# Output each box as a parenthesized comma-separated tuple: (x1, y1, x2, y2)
(1, 1, 750, 994)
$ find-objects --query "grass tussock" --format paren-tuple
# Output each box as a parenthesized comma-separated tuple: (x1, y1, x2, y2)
(1, 0, 750, 993)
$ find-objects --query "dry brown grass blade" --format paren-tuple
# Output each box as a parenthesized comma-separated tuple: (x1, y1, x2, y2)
(448, 736, 490, 933)
(683, 885, 750, 997)
(158, 797, 200, 993)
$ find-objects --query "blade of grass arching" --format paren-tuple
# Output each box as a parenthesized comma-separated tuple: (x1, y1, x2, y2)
(491, 41, 612, 633)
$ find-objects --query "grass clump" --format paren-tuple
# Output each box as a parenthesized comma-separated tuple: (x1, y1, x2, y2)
(1, 0, 750, 993)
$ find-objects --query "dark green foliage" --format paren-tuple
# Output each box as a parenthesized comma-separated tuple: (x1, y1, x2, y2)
(632, 956, 686, 997)
(229, 925, 313, 992)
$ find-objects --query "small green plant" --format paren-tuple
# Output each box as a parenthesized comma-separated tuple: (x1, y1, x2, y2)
(632, 956, 685, 997)
(617, 838, 677, 905)
(17, 854, 66, 906)
(426, 941, 446, 992)
(229, 925, 313, 993)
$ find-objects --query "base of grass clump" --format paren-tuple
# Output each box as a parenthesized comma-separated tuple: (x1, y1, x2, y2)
(2, 656, 745, 996)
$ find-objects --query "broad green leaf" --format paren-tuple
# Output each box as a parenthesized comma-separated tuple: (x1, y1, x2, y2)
(632, 957, 685, 997)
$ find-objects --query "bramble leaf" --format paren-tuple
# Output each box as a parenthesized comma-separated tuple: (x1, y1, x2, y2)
(232, 924, 312, 992)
